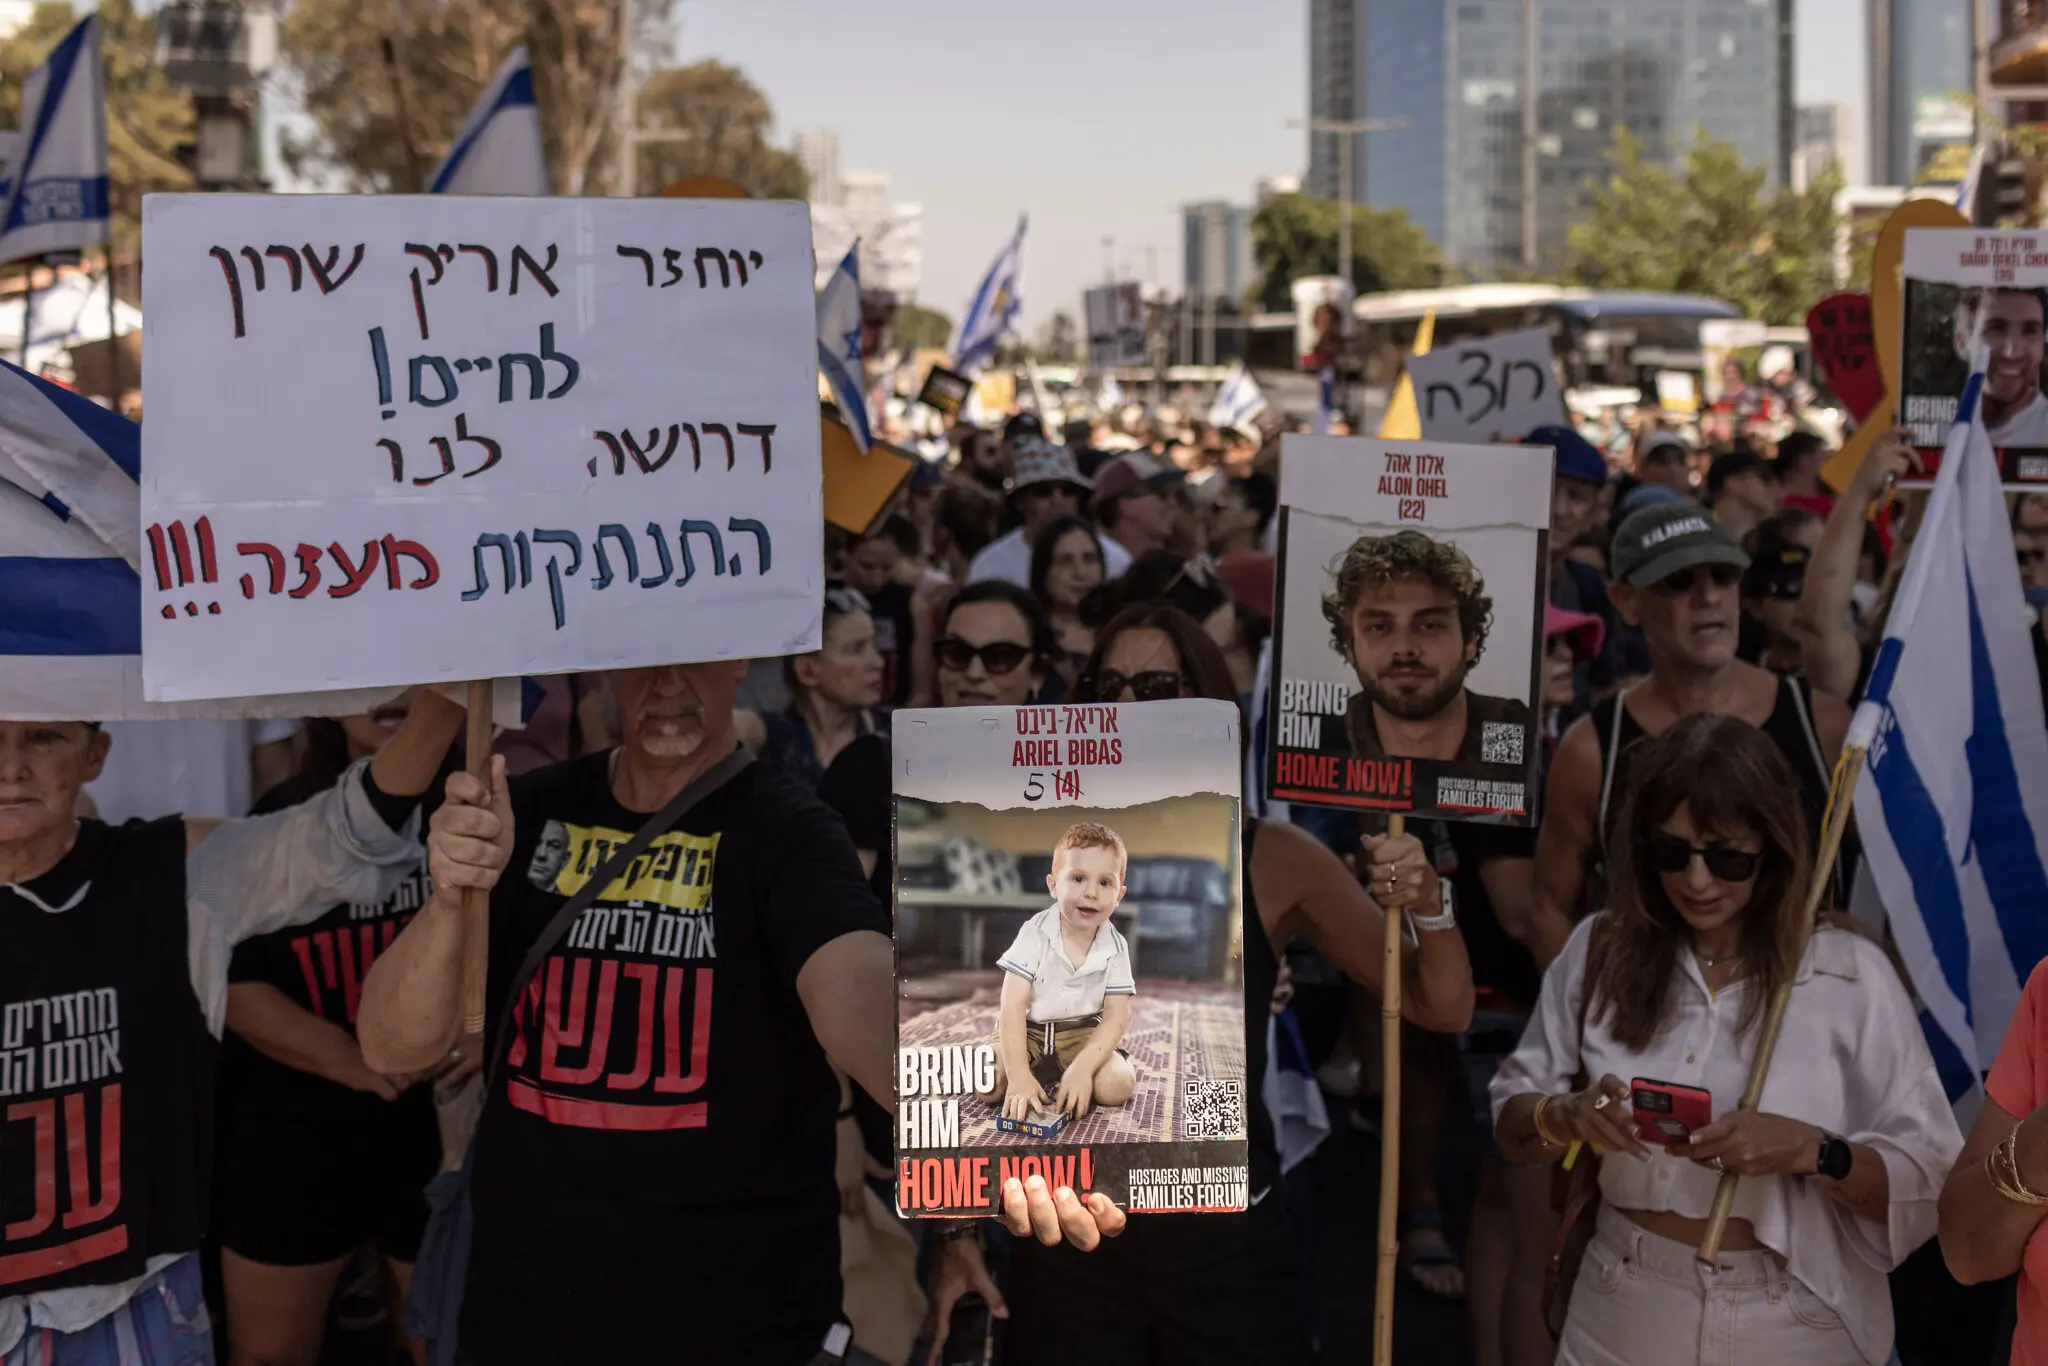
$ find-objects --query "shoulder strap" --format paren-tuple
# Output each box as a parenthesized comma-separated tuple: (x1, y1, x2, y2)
(481, 747, 755, 1097)
(1784, 675, 1829, 786)
(1596, 689, 1630, 840)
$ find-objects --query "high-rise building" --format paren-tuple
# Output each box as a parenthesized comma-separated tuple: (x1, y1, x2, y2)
(811, 169, 923, 296)
(1316, 0, 1794, 272)
(1868, 0, 1971, 187)
(1181, 200, 1254, 306)
(1794, 104, 1853, 191)
(792, 127, 842, 208)
(1306, 0, 1368, 200)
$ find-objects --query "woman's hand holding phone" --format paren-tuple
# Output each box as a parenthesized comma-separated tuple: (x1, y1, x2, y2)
(1554, 1074, 1652, 1161)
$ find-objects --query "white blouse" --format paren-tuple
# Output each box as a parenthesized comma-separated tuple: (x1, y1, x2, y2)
(1491, 915, 1963, 1366)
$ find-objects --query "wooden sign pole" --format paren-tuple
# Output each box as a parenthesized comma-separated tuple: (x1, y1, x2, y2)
(460, 678, 495, 1035)
(1374, 811, 1406, 1366)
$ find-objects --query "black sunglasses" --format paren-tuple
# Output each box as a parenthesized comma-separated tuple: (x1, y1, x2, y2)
(1082, 669, 1188, 703)
(935, 637, 1032, 675)
(1646, 833, 1764, 882)
(2021, 548, 2048, 566)
(1649, 563, 1742, 595)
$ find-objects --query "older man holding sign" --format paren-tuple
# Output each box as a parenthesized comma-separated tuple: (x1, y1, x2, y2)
(128, 191, 1116, 1365)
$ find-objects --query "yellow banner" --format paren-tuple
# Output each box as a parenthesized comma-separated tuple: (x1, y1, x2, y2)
(543, 825, 721, 912)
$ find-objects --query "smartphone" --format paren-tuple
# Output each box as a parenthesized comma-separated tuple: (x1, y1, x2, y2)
(1630, 1077, 1712, 1145)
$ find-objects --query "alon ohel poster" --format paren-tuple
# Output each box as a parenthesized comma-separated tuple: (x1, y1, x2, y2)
(890, 699, 1248, 1218)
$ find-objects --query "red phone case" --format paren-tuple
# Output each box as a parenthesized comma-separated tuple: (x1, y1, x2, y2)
(1630, 1077, 1712, 1145)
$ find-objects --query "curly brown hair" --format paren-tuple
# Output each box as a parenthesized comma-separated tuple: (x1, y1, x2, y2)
(1320, 529, 1493, 665)
(1585, 714, 1814, 1051)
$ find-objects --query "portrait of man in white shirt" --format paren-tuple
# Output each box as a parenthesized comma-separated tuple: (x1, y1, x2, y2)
(1955, 285, 2048, 447)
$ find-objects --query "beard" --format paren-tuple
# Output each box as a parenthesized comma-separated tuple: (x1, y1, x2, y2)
(634, 703, 707, 759)
(1360, 658, 1470, 722)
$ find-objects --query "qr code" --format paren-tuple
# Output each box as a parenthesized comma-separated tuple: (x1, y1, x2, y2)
(1183, 1079, 1246, 1141)
(1481, 722, 1524, 766)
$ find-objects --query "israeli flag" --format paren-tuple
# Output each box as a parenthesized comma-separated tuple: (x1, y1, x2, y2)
(1851, 362, 2048, 1099)
(0, 16, 108, 267)
(1312, 365, 1336, 436)
(0, 361, 512, 721)
(1956, 143, 1988, 218)
(1100, 375, 1125, 409)
(817, 245, 872, 452)
(429, 45, 548, 196)
(1209, 361, 1268, 431)
(951, 214, 1026, 377)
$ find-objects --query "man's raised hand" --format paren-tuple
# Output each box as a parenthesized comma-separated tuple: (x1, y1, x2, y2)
(428, 756, 513, 895)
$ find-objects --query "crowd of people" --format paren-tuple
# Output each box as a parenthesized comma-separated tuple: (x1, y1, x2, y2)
(10, 396, 2048, 1366)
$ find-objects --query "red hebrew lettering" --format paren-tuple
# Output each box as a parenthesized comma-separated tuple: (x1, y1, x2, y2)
(380, 535, 440, 590)
(608, 962, 660, 1091)
(326, 540, 382, 599)
(288, 544, 323, 599)
(655, 967, 714, 1094)
(541, 958, 618, 1087)
(314, 929, 338, 990)
(3, 1099, 54, 1239)
(291, 938, 324, 1019)
(60, 1087, 119, 1229)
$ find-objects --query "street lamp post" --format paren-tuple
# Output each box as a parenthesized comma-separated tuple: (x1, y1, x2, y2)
(1287, 115, 1407, 289)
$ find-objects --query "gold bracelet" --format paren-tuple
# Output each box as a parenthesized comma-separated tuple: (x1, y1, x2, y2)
(1533, 1093, 1568, 1149)
(1988, 1133, 2048, 1206)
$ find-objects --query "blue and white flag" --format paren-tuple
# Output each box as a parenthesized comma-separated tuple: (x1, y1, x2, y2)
(817, 244, 872, 452)
(1209, 360, 1268, 431)
(1851, 363, 2048, 1098)
(950, 215, 1025, 377)
(1100, 375, 1124, 410)
(1956, 143, 1989, 218)
(429, 45, 548, 196)
(1312, 365, 1336, 436)
(0, 16, 108, 267)
(0, 361, 516, 721)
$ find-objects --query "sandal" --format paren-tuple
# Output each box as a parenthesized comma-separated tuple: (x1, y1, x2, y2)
(1399, 1208, 1465, 1301)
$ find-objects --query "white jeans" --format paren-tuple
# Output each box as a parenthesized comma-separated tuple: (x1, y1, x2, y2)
(1558, 1205, 1866, 1366)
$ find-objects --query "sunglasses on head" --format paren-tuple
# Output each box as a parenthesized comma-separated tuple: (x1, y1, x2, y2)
(1645, 833, 1764, 882)
(934, 637, 1032, 675)
(1082, 669, 1188, 702)
(1648, 563, 1742, 595)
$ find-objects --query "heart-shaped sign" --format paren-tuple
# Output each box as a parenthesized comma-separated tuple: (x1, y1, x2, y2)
(1806, 293, 1881, 422)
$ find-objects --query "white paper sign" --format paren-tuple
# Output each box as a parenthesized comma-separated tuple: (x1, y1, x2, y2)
(1084, 283, 1147, 370)
(139, 194, 823, 701)
(1407, 326, 1567, 443)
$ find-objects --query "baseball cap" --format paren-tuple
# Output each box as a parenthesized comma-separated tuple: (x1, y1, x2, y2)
(1003, 412, 1044, 443)
(1008, 436, 1092, 494)
(1525, 424, 1608, 486)
(1706, 449, 1779, 501)
(1544, 603, 1605, 662)
(1617, 482, 1687, 518)
(1094, 450, 1186, 504)
(1741, 539, 1811, 599)
(1217, 549, 1276, 619)
(1610, 501, 1750, 588)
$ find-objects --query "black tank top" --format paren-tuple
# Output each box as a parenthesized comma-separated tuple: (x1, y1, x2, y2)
(1591, 675, 1841, 891)
(0, 817, 217, 1295)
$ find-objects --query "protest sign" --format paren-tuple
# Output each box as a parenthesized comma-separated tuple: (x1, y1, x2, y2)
(891, 698, 1248, 1217)
(1806, 292, 1881, 422)
(1898, 226, 2048, 487)
(1083, 282, 1147, 370)
(1406, 327, 1566, 443)
(916, 363, 972, 421)
(1269, 435, 1551, 824)
(821, 408, 915, 535)
(139, 194, 823, 701)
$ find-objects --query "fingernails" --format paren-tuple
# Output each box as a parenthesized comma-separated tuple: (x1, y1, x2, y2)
(1025, 1174, 1046, 1193)
(1055, 1186, 1076, 1203)
(1004, 1177, 1023, 1198)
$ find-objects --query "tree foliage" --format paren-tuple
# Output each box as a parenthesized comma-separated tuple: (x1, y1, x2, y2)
(632, 61, 807, 199)
(1250, 193, 1442, 311)
(1562, 130, 1842, 326)
(280, 0, 665, 195)
(892, 302, 952, 352)
(1034, 309, 1079, 363)
(0, 0, 190, 253)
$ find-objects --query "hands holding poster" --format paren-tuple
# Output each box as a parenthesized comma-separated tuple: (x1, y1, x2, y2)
(1269, 436, 1552, 823)
(1406, 327, 1567, 443)
(139, 195, 823, 700)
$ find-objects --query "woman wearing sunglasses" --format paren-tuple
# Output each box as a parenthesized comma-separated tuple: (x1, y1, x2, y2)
(922, 602, 1474, 1366)
(1493, 715, 1960, 1366)
(933, 581, 1059, 709)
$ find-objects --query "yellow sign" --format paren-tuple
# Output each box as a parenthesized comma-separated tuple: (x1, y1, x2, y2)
(1377, 309, 1437, 440)
(548, 825, 720, 912)
(823, 409, 916, 534)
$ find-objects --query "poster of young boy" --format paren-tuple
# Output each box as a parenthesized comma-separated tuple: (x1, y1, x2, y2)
(1268, 435, 1552, 824)
(1900, 226, 2048, 486)
(891, 698, 1249, 1218)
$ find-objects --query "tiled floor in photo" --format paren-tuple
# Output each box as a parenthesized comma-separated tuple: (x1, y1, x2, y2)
(899, 975, 1244, 1146)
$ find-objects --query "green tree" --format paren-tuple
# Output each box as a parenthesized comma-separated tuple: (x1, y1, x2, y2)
(1562, 130, 1842, 325)
(1250, 193, 1442, 311)
(1035, 309, 1079, 363)
(0, 0, 191, 253)
(892, 302, 952, 351)
(280, 0, 665, 194)
(632, 61, 807, 199)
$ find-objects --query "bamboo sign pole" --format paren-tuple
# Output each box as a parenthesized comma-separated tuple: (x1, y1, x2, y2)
(459, 678, 495, 1035)
(1374, 811, 1406, 1366)
(1696, 745, 1864, 1264)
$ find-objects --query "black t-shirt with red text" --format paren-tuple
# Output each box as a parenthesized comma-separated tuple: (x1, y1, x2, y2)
(461, 752, 886, 1366)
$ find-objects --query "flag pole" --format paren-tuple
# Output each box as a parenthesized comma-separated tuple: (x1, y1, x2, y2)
(459, 678, 496, 1034)
(18, 258, 32, 368)
(1374, 810, 1406, 1366)
(104, 241, 119, 403)
(1696, 742, 1864, 1263)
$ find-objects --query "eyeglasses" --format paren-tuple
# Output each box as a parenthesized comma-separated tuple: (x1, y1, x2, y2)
(935, 637, 1032, 675)
(2021, 548, 2048, 566)
(1082, 669, 1188, 702)
(1646, 833, 1764, 882)
(1648, 563, 1742, 595)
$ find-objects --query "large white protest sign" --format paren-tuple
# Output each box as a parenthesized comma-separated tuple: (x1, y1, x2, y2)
(1407, 326, 1566, 443)
(1084, 283, 1147, 369)
(140, 194, 822, 701)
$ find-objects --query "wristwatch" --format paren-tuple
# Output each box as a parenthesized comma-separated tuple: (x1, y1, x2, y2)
(1816, 1132, 1853, 1181)
(1407, 879, 1458, 934)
